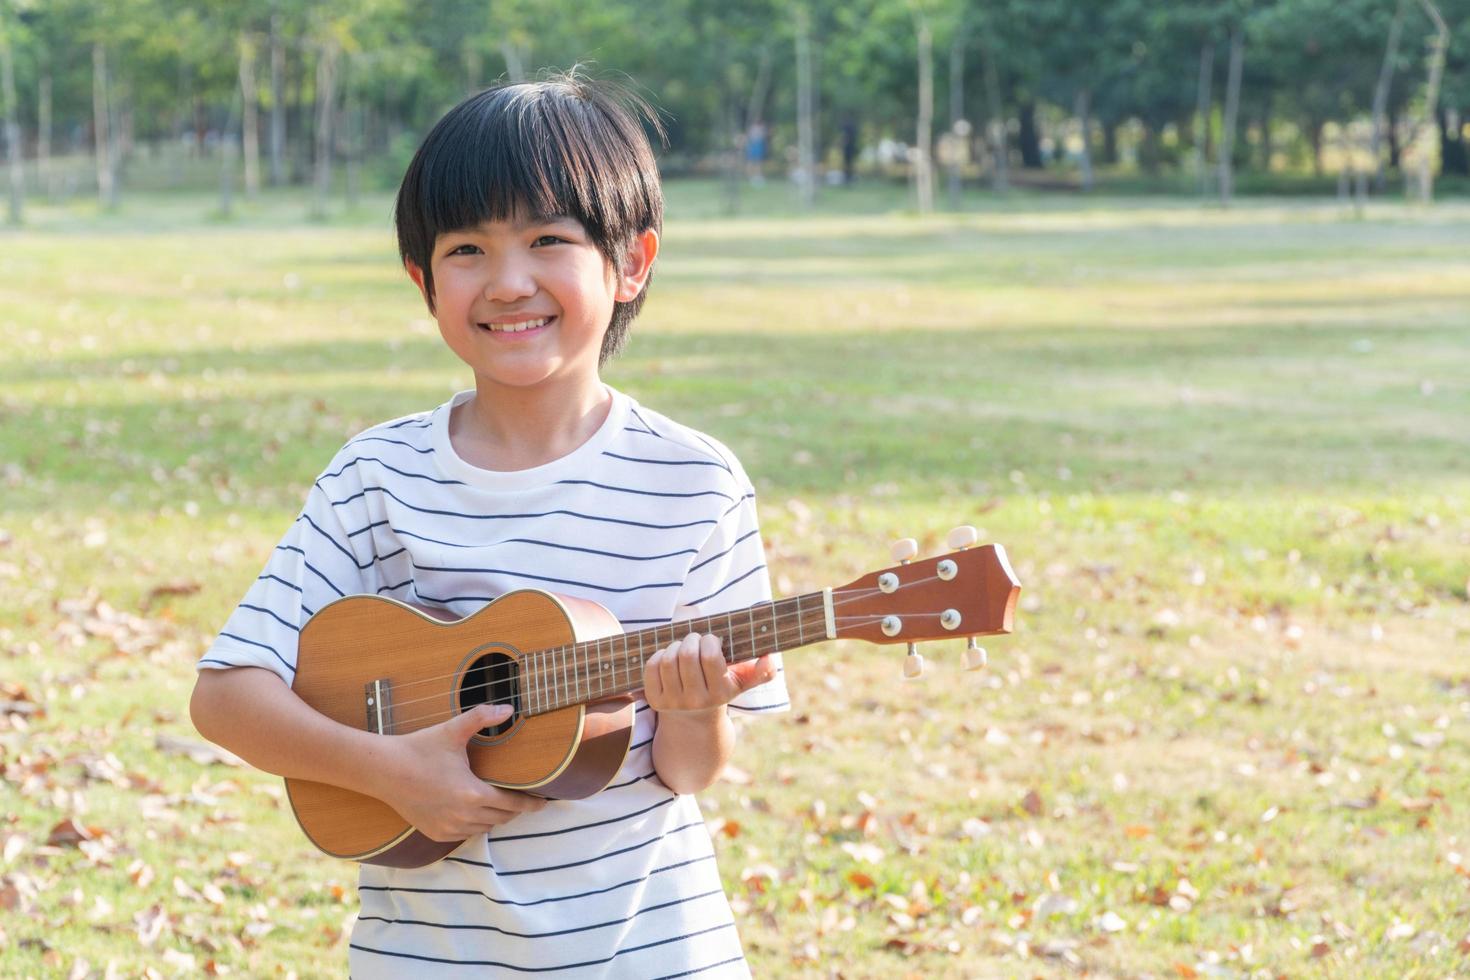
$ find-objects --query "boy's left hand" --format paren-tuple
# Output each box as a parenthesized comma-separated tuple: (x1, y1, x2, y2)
(643, 633, 776, 715)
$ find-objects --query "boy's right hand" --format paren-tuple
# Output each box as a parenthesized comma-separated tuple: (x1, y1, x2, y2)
(377, 703, 547, 843)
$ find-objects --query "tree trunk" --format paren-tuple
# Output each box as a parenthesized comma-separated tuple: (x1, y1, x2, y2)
(913, 15, 934, 214)
(169, 61, 187, 185)
(240, 33, 261, 199)
(981, 40, 1007, 190)
(92, 43, 116, 209)
(1101, 120, 1118, 165)
(1412, 0, 1448, 202)
(1259, 94, 1274, 171)
(0, 24, 22, 225)
(1387, 105, 1401, 169)
(1139, 122, 1161, 174)
(1217, 26, 1244, 206)
(38, 73, 52, 199)
(1194, 40, 1215, 196)
(947, 32, 964, 209)
(722, 82, 741, 215)
(1439, 107, 1468, 175)
(220, 89, 240, 217)
(1017, 101, 1041, 168)
(746, 44, 772, 129)
(1370, 0, 1406, 192)
(270, 12, 286, 186)
(289, 44, 305, 185)
(1309, 118, 1324, 177)
(501, 42, 527, 82)
(1074, 87, 1093, 191)
(312, 39, 339, 219)
(344, 58, 360, 208)
(464, 42, 482, 92)
(795, 5, 816, 207)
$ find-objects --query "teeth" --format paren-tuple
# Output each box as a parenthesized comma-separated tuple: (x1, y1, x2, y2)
(481, 317, 550, 333)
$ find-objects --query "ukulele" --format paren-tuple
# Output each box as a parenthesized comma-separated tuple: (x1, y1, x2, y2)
(286, 525, 1019, 867)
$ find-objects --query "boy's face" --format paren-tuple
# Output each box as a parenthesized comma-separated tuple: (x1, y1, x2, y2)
(407, 213, 657, 397)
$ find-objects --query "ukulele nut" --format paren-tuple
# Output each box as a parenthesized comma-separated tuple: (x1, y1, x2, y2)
(936, 559, 957, 581)
(881, 615, 902, 637)
(878, 572, 899, 594)
(940, 609, 962, 630)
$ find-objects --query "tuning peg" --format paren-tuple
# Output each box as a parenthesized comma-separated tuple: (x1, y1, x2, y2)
(963, 637, 988, 671)
(947, 525, 980, 550)
(890, 538, 919, 564)
(903, 643, 925, 679)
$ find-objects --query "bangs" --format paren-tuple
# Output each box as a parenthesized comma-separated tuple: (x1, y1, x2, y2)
(396, 80, 662, 292)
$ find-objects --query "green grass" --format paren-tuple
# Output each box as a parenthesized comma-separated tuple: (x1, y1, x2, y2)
(2, 182, 1468, 977)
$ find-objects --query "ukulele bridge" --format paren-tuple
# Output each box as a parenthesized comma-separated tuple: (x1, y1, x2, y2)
(364, 679, 394, 735)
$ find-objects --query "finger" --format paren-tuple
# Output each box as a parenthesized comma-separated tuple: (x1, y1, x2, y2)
(482, 789, 547, 813)
(454, 702, 512, 741)
(658, 642, 683, 695)
(676, 637, 711, 697)
(698, 635, 728, 691)
(641, 649, 662, 699)
(728, 655, 777, 692)
(642, 648, 664, 700)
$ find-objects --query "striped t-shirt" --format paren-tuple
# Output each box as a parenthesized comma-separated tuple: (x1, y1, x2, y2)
(197, 386, 790, 978)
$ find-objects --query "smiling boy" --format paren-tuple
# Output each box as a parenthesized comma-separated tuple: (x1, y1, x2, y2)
(190, 76, 789, 977)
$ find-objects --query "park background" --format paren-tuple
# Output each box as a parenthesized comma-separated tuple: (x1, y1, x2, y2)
(2, 0, 1469, 976)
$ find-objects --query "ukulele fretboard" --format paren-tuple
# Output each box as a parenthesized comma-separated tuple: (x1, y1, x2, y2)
(519, 591, 831, 715)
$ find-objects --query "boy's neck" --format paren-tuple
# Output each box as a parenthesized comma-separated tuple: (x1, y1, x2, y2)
(450, 378, 612, 472)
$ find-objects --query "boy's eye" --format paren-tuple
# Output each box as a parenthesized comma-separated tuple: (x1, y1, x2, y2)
(532, 235, 566, 247)
(446, 244, 480, 256)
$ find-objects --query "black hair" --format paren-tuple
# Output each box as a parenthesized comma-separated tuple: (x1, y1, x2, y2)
(394, 72, 665, 363)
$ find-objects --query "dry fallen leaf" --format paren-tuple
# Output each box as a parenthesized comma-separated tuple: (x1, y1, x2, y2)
(46, 818, 95, 848)
(142, 580, 202, 610)
(1021, 789, 1044, 817)
(154, 734, 243, 767)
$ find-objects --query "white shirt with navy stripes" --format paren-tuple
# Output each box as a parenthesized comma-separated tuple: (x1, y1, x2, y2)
(197, 386, 790, 978)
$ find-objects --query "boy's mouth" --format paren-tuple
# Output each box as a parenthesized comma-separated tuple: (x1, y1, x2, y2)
(477, 316, 554, 334)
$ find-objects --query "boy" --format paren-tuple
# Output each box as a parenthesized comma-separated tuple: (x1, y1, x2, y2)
(189, 75, 789, 978)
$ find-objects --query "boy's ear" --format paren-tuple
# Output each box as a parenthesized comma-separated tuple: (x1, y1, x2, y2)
(404, 260, 430, 306)
(614, 229, 660, 303)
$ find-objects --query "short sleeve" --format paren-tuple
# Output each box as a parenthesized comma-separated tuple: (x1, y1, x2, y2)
(672, 478, 790, 717)
(197, 476, 371, 686)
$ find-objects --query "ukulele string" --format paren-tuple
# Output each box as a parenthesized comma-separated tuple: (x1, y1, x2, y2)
(382, 616, 823, 733)
(363, 576, 924, 706)
(380, 581, 954, 732)
(371, 576, 946, 730)
(369, 573, 937, 724)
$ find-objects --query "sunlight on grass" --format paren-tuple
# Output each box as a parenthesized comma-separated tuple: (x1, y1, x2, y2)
(1, 187, 1467, 976)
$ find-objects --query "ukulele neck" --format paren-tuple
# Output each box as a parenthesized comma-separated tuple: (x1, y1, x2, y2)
(520, 590, 832, 716)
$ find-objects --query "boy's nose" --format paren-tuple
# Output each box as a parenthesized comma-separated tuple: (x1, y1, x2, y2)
(482, 263, 535, 303)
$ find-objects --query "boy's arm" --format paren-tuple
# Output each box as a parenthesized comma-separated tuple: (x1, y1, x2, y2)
(190, 666, 544, 841)
(645, 633, 777, 794)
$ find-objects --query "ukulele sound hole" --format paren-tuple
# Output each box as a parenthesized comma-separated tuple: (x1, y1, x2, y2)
(458, 652, 520, 737)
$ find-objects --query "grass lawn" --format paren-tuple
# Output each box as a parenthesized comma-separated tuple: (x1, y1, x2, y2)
(2, 182, 1468, 977)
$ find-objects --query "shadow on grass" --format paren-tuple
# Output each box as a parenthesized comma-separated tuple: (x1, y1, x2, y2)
(5, 323, 1467, 513)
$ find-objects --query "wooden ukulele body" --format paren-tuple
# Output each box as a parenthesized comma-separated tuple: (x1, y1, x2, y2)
(285, 590, 634, 868)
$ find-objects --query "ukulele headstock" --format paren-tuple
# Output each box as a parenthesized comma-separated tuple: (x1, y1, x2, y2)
(831, 526, 1020, 676)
